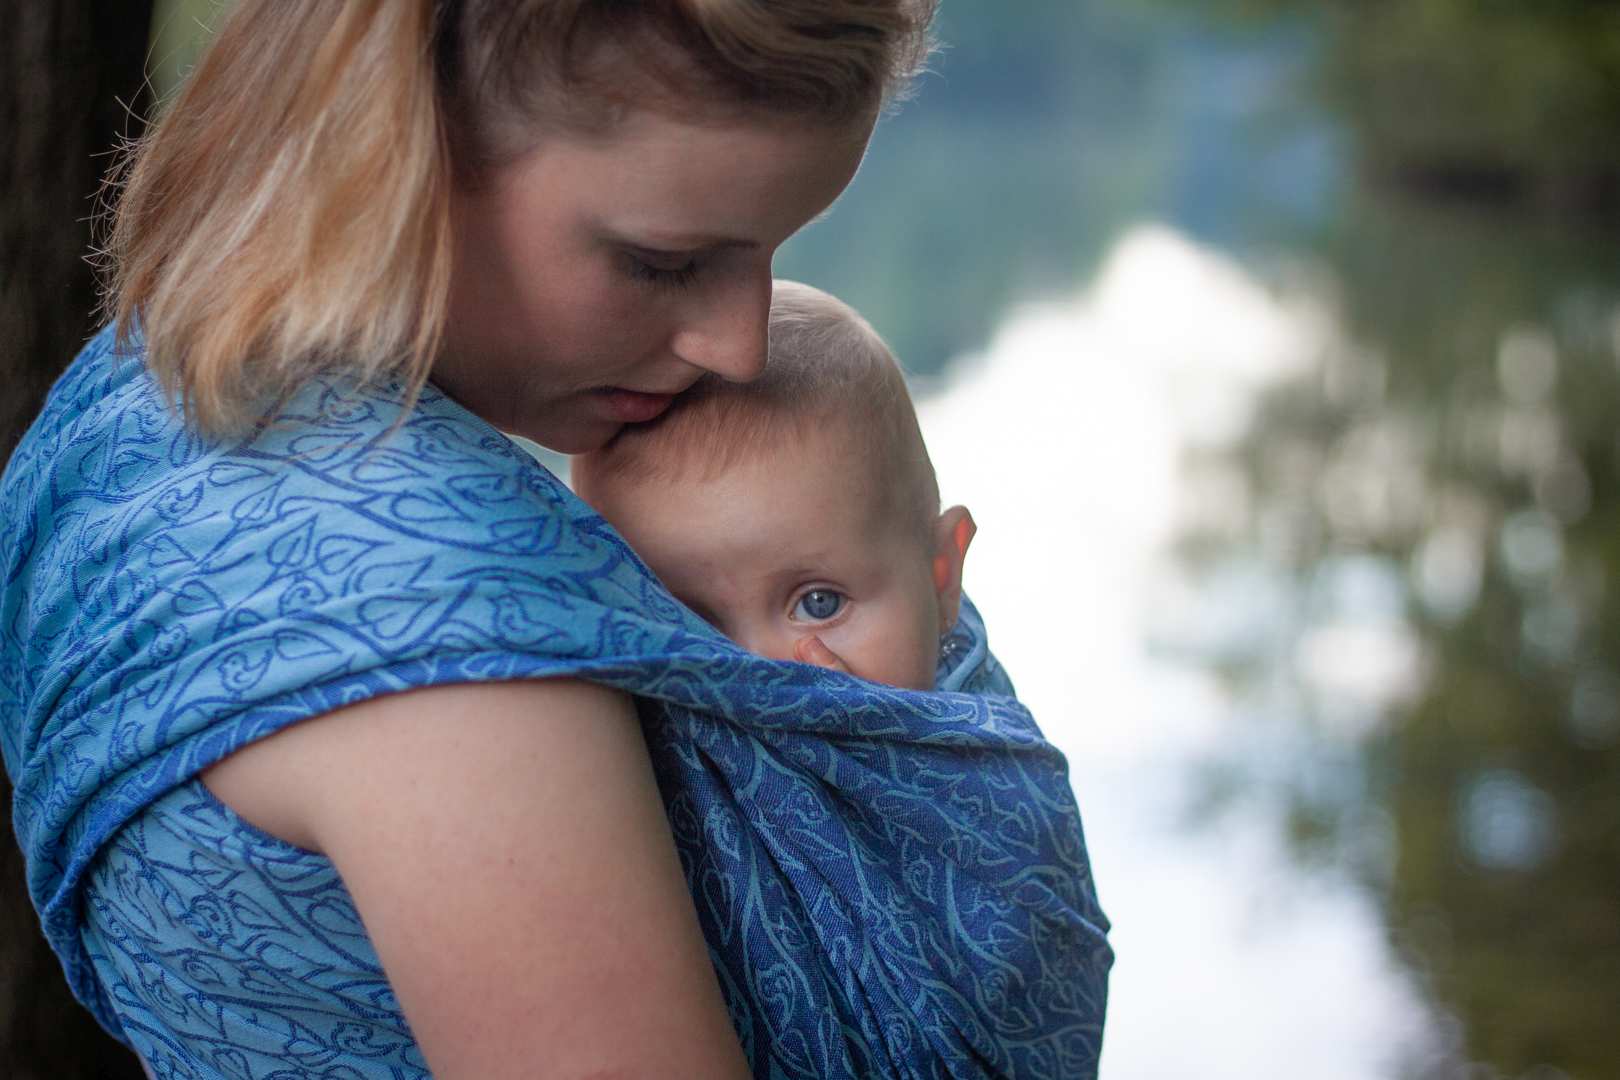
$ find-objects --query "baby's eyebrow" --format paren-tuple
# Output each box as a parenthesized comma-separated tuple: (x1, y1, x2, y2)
(770, 562, 845, 587)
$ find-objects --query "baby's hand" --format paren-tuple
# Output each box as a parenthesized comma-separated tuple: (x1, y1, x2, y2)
(793, 634, 851, 676)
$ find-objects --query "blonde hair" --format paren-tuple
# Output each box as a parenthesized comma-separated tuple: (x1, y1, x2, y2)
(575, 280, 941, 540)
(104, 0, 938, 435)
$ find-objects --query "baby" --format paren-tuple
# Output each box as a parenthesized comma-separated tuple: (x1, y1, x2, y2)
(572, 280, 975, 691)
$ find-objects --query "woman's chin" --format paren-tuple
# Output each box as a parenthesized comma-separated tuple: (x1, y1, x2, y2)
(522, 430, 610, 457)
(499, 414, 619, 457)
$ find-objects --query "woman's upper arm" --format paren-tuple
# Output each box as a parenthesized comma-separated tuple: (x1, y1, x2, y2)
(203, 679, 749, 1080)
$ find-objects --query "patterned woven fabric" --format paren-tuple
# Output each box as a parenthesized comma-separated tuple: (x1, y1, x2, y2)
(1, 327, 1111, 1078)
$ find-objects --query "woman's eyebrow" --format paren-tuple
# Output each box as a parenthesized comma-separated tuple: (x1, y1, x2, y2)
(614, 232, 760, 254)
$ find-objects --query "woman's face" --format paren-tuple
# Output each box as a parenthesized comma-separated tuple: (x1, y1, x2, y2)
(438, 109, 874, 452)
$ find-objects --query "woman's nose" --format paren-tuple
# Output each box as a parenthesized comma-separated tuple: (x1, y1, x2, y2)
(669, 273, 771, 383)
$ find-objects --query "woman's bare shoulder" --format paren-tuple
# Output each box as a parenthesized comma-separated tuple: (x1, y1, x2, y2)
(204, 679, 749, 1078)
(202, 680, 625, 850)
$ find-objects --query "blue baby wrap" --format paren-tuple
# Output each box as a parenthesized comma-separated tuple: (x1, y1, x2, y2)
(1, 327, 1112, 1078)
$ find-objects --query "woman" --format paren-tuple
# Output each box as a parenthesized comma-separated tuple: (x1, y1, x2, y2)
(0, 2, 1111, 1077)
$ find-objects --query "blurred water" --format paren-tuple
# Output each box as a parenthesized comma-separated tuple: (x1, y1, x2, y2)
(912, 226, 1440, 1078)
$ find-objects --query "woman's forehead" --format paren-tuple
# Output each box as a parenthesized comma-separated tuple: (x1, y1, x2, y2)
(496, 110, 873, 240)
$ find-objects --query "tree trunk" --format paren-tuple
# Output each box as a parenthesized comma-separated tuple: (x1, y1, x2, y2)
(2, 2, 154, 1077)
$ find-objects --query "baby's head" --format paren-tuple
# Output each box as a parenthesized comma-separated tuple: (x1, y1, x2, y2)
(573, 281, 973, 690)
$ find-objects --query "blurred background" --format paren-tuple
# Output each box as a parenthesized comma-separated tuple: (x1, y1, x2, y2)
(6, 1, 1619, 1076)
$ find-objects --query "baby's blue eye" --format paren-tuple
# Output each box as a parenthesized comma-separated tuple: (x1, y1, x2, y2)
(793, 589, 845, 621)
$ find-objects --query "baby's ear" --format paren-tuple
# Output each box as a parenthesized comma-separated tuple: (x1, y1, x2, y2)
(930, 505, 976, 635)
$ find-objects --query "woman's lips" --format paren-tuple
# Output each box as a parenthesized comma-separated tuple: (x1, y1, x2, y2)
(596, 387, 677, 424)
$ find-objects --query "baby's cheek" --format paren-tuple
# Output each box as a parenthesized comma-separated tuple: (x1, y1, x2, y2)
(844, 626, 937, 691)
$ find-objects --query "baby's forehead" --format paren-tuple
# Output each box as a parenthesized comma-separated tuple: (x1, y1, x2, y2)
(677, 418, 896, 504)
(596, 417, 914, 531)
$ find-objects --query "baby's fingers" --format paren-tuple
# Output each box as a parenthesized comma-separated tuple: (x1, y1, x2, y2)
(794, 634, 851, 674)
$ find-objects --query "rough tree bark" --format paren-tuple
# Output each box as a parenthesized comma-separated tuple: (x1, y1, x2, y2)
(2, 2, 154, 1077)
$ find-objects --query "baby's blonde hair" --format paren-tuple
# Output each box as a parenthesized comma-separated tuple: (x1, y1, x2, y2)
(576, 281, 941, 542)
(103, 0, 938, 436)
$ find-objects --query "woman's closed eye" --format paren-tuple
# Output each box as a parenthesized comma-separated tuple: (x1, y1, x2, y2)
(791, 588, 846, 622)
(622, 248, 701, 290)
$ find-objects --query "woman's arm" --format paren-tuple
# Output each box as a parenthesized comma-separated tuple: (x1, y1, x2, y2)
(204, 680, 750, 1080)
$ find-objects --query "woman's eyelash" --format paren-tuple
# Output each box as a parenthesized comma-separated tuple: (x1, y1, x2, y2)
(624, 252, 700, 289)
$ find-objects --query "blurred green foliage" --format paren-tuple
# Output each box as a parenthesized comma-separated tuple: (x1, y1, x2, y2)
(1182, 98, 1620, 1080)
(1154, 0, 1620, 211)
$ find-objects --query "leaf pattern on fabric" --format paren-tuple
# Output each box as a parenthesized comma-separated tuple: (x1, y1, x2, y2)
(1, 327, 1111, 1079)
